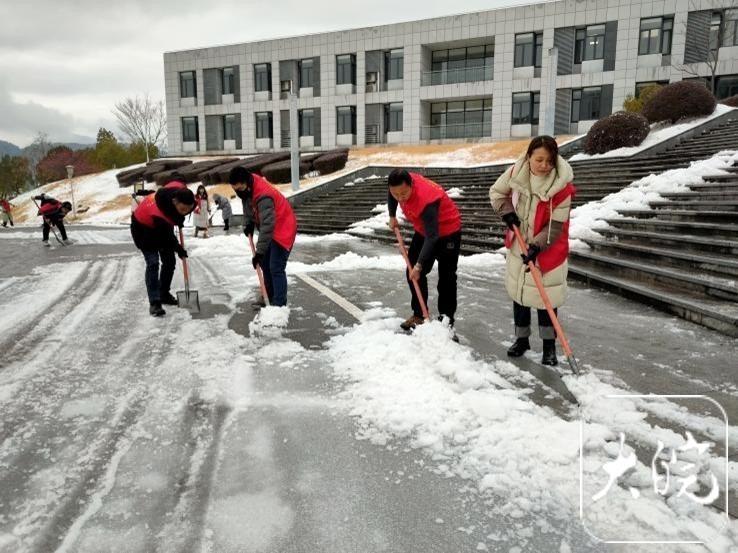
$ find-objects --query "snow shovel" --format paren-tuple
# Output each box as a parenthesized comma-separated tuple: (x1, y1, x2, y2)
(247, 233, 271, 307)
(393, 226, 430, 321)
(32, 197, 66, 246)
(176, 227, 200, 313)
(512, 226, 581, 375)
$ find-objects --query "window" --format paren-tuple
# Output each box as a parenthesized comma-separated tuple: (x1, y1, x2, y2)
(179, 71, 196, 98)
(254, 63, 271, 92)
(571, 87, 602, 122)
(337, 106, 356, 134)
(385, 49, 404, 81)
(514, 33, 543, 68)
(430, 44, 494, 83)
(429, 99, 492, 138)
(575, 24, 606, 63)
(635, 80, 668, 97)
(336, 54, 356, 85)
(724, 9, 738, 47)
(639, 17, 673, 55)
(716, 74, 738, 99)
(511, 92, 540, 125)
(385, 102, 403, 132)
(280, 80, 292, 94)
(223, 114, 238, 140)
(181, 117, 199, 142)
(299, 109, 315, 136)
(299, 59, 315, 89)
(710, 12, 723, 51)
(221, 67, 236, 95)
(255, 112, 273, 139)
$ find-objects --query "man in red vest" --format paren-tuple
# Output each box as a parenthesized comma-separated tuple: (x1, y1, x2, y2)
(229, 166, 298, 307)
(387, 169, 462, 333)
(131, 181, 195, 317)
(34, 194, 72, 245)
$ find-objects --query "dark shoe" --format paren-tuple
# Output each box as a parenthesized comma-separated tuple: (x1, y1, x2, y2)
(149, 302, 166, 317)
(507, 337, 530, 357)
(542, 339, 558, 366)
(437, 315, 459, 342)
(161, 292, 178, 305)
(251, 299, 267, 311)
(400, 315, 424, 331)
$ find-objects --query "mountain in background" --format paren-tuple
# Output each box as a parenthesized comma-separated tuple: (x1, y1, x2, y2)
(0, 140, 22, 157)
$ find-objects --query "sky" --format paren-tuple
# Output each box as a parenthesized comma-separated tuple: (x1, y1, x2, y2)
(0, 0, 540, 148)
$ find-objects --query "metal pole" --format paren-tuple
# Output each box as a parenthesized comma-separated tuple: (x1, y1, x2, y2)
(289, 92, 300, 191)
(66, 164, 76, 216)
(542, 47, 558, 137)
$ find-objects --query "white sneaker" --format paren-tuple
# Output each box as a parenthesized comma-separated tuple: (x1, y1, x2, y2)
(62, 239, 72, 245)
(43, 241, 50, 247)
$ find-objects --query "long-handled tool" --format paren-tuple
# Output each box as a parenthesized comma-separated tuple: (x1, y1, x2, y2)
(393, 226, 430, 321)
(248, 234, 270, 307)
(176, 227, 200, 313)
(512, 225, 581, 375)
(31, 197, 66, 246)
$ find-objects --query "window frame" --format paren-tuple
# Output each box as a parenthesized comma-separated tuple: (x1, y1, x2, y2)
(255, 112, 273, 139)
(511, 92, 539, 125)
(181, 116, 199, 142)
(575, 24, 606, 63)
(179, 71, 197, 98)
(336, 106, 356, 135)
(223, 114, 238, 141)
(571, 86, 602, 123)
(385, 49, 404, 82)
(254, 63, 272, 93)
(384, 102, 403, 132)
(638, 16, 674, 55)
(298, 109, 315, 137)
(336, 54, 356, 86)
(299, 59, 315, 89)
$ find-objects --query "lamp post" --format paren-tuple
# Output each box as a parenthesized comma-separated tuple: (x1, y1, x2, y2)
(66, 164, 76, 216)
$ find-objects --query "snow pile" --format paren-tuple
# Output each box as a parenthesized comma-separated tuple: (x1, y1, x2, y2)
(447, 187, 464, 199)
(570, 105, 736, 160)
(248, 306, 290, 340)
(325, 315, 738, 547)
(289, 251, 405, 273)
(570, 150, 738, 247)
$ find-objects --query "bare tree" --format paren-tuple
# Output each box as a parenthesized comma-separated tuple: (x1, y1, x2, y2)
(23, 132, 51, 185)
(673, 6, 725, 95)
(112, 95, 167, 163)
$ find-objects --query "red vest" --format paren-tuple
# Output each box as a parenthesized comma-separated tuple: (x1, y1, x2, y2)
(504, 182, 576, 274)
(38, 201, 60, 217)
(133, 181, 186, 228)
(399, 173, 462, 238)
(252, 175, 298, 251)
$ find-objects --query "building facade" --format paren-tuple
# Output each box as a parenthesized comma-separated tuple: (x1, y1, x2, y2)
(163, 0, 738, 155)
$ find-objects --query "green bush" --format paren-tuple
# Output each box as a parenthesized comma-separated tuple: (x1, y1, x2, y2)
(584, 111, 650, 155)
(642, 81, 716, 123)
(623, 84, 664, 114)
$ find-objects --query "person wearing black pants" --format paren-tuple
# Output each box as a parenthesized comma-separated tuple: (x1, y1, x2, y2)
(35, 194, 71, 245)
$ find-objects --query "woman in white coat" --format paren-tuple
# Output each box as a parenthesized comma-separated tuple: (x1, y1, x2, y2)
(489, 136, 576, 366)
(193, 185, 210, 238)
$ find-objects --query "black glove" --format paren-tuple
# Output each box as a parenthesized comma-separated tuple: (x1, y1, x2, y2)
(502, 212, 521, 230)
(521, 244, 541, 266)
(252, 252, 264, 269)
(176, 246, 188, 259)
(243, 222, 255, 236)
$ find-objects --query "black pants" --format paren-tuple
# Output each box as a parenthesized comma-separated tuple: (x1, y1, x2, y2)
(43, 220, 67, 241)
(513, 302, 557, 340)
(407, 231, 461, 321)
(142, 249, 176, 304)
(223, 217, 230, 231)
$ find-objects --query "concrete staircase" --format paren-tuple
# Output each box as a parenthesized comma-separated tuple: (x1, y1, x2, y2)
(294, 115, 738, 335)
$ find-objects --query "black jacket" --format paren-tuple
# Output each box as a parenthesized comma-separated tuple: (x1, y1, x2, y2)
(130, 186, 188, 253)
(235, 187, 276, 255)
(34, 194, 66, 224)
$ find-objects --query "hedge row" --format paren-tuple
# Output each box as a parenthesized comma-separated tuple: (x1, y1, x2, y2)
(642, 81, 716, 124)
(261, 160, 312, 183)
(584, 111, 650, 155)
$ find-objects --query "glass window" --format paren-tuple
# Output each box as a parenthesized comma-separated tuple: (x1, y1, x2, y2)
(514, 33, 534, 67)
(512, 93, 532, 125)
(254, 64, 271, 93)
(385, 102, 403, 132)
(179, 71, 196, 98)
(571, 87, 602, 122)
(223, 114, 237, 140)
(181, 117, 198, 142)
(574, 29, 586, 63)
(336, 54, 356, 85)
(710, 12, 723, 51)
(532, 92, 540, 124)
(430, 44, 495, 83)
(716, 74, 738, 99)
(639, 17, 673, 55)
(576, 24, 606, 62)
(299, 59, 315, 89)
(255, 112, 273, 139)
(336, 106, 356, 134)
(724, 9, 738, 47)
(635, 81, 668, 97)
(534, 32, 543, 67)
(299, 109, 314, 136)
(385, 49, 404, 81)
(221, 67, 236, 95)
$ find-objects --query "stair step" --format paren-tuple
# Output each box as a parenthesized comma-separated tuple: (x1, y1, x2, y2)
(603, 217, 738, 239)
(650, 200, 738, 211)
(615, 209, 738, 223)
(596, 228, 738, 255)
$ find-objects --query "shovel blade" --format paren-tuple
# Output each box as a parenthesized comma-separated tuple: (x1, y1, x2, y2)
(177, 290, 201, 313)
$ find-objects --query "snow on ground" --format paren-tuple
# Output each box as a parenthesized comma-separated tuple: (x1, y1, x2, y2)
(570, 150, 738, 248)
(570, 105, 737, 160)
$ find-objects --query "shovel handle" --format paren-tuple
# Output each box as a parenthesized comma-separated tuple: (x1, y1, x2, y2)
(512, 226, 576, 365)
(248, 234, 270, 307)
(179, 227, 190, 295)
(393, 226, 430, 321)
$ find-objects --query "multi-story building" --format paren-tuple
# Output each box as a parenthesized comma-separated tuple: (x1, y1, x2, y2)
(163, 0, 738, 155)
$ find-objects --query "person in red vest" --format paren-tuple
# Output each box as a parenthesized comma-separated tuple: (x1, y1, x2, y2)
(387, 169, 462, 333)
(228, 166, 298, 307)
(33, 194, 72, 245)
(0, 197, 14, 227)
(131, 180, 195, 317)
(489, 135, 576, 366)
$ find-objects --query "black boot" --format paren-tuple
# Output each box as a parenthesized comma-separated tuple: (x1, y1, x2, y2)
(507, 337, 530, 357)
(149, 302, 166, 317)
(542, 339, 558, 366)
(161, 292, 178, 305)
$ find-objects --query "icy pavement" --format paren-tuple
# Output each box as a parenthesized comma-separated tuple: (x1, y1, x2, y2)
(0, 226, 736, 552)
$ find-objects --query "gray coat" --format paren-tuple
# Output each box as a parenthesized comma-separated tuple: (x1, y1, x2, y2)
(213, 194, 233, 219)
